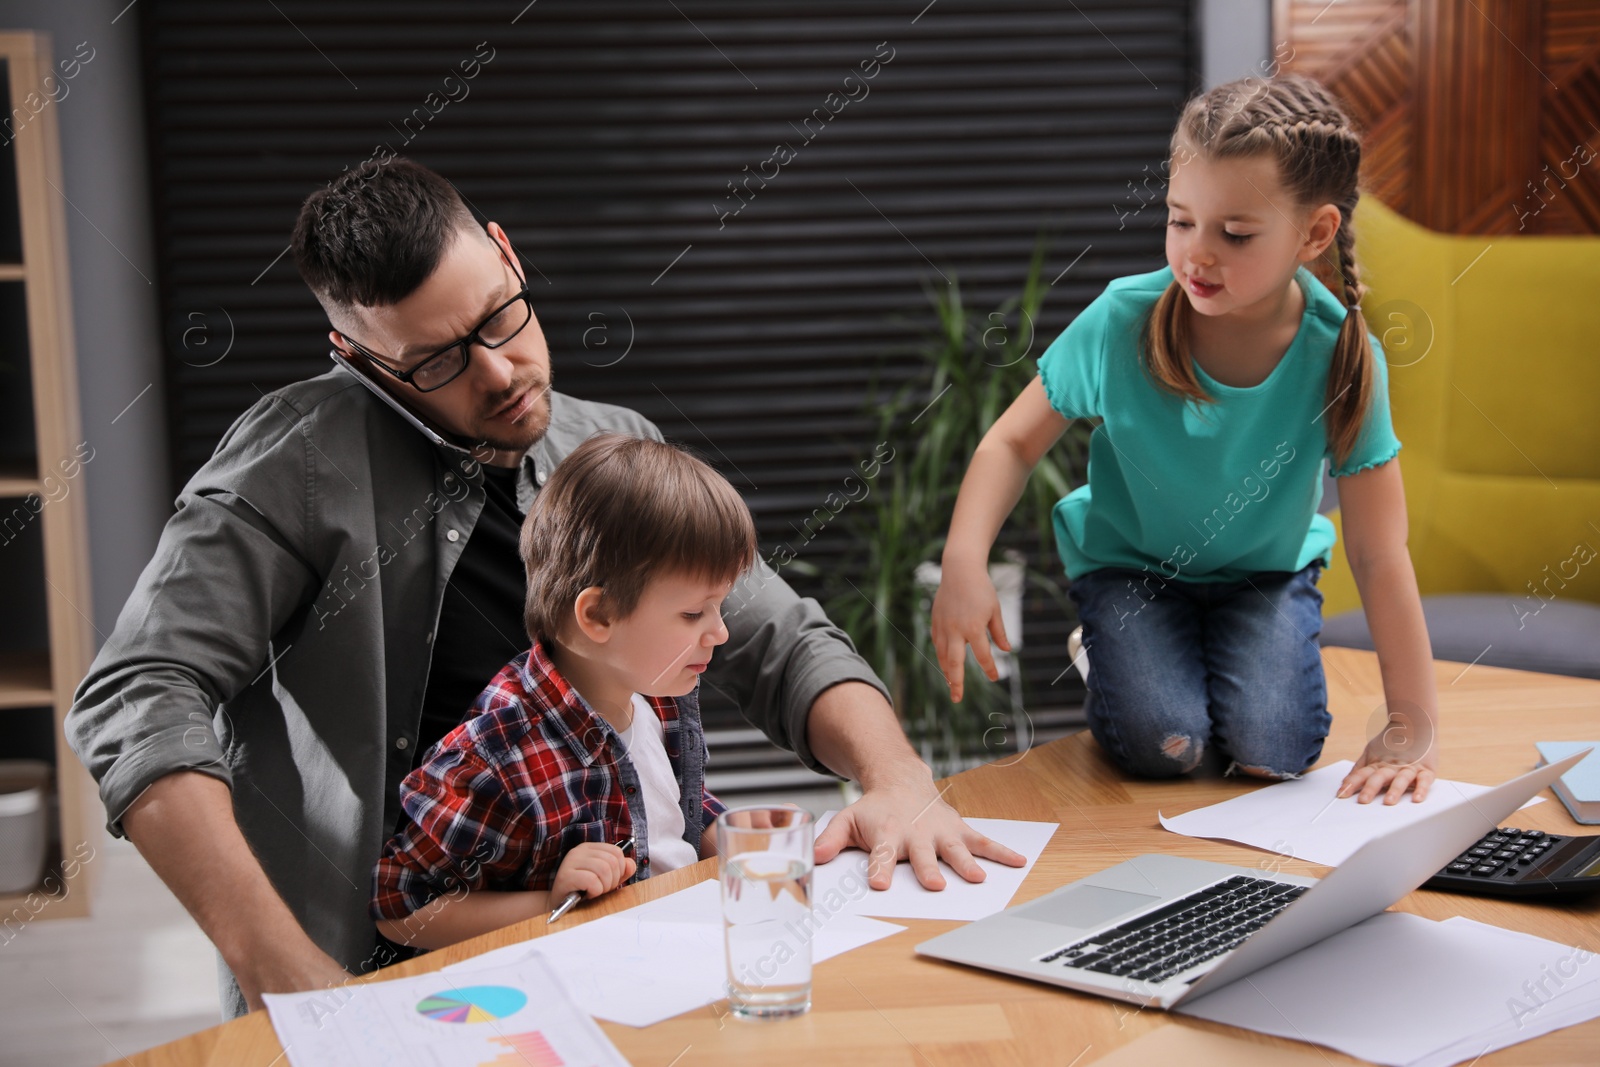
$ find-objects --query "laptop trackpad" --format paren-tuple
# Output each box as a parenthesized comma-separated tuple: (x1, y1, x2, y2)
(1016, 885, 1161, 929)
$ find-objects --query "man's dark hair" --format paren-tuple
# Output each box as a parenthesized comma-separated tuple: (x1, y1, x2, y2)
(291, 157, 477, 310)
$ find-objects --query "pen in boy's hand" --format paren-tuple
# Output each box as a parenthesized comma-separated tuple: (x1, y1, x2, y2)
(547, 836, 636, 923)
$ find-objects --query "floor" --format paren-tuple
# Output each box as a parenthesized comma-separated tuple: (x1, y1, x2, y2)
(0, 827, 220, 1067)
(0, 782, 858, 1067)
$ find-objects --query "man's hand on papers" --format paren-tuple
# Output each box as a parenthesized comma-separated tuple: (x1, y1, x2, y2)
(1338, 742, 1438, 805)
(814, 779, 1026, 890)
(237, 943, 352, 1012)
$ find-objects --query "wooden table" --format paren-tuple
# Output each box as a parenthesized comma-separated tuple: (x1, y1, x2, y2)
(125, 650, 1600, 1066)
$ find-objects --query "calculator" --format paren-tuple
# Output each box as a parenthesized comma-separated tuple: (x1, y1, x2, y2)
(1423, 826, 1600, 899)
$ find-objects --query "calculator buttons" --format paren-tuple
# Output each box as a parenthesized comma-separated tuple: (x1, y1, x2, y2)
(1425, 828, 1600, 898)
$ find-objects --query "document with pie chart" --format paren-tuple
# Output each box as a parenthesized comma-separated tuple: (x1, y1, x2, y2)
(263, 951, 627, 1067)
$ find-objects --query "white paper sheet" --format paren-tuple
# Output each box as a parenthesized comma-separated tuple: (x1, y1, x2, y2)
(1403, 917, 1600, 1067)
(1159, 760, 1542, 866)
(810, 811, 1059, 920)
(1176, 911, 1600, 1067)
(445, 878, 905, 1027)
(264, 950, 628, 1067)
(1409, 981, 1600, 1067)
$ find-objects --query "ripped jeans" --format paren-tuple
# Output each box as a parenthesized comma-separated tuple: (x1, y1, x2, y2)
(1067, 561, 1330, 780)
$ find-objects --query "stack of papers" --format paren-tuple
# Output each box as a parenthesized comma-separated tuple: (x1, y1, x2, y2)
(1177, 911, 1600, 1066)
(265, 813, 1060, 1052)
(264, 950, 629, 1067)
(421, 814, 1057, 1031)
(1159, 760, 1543, 865)
(443, 814, 1054, 1027)
(446, 878, 904, 1027)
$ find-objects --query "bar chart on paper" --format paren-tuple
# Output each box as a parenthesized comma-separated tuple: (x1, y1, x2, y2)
(263, 953, 628, 1067)
(478, 1030, 565, 1067)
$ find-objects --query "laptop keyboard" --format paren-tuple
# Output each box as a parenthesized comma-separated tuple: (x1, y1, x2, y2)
(1037, 875, 1308, 984)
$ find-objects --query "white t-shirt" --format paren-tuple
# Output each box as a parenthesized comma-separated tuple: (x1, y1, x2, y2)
(619, 694, 699, 873)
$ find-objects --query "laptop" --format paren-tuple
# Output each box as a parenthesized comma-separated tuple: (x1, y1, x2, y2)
(916, 749, 1590, 1010)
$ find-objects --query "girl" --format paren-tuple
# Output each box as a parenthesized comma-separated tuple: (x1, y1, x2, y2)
(932, 75, 1436, 804)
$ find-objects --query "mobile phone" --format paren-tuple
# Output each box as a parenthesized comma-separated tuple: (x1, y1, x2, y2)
(329, 347, 480, 456)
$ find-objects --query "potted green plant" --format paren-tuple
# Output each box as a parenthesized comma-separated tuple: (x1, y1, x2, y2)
(821, 240, 1090, 774)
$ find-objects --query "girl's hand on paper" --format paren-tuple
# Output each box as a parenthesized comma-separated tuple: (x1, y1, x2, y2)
(551, 841, 637, 901)
(1339, 741, 1438, 805)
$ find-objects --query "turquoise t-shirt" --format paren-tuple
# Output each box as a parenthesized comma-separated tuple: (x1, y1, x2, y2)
(1037, 265, 1400, 584)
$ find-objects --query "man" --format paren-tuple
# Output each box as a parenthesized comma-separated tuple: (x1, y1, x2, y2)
(68, 159, 1022, 1017)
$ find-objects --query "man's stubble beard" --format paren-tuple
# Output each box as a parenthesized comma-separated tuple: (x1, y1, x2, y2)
(474, 375, 554, 455)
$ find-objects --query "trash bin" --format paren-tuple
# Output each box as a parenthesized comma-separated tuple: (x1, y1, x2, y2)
(0, 760, 51, 895)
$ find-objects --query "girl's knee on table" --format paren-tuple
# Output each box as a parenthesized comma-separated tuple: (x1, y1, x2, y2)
(1116, 730, 1208, 778)
(1214, 706, 1330, 781)
(1087, 693, 1211, 778)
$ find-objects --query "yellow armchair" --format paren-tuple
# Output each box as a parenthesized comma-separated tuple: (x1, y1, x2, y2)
(1320, 200, 1600, 621)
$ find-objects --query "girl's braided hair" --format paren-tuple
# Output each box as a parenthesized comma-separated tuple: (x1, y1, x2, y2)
(1143, 74, 1373, 466)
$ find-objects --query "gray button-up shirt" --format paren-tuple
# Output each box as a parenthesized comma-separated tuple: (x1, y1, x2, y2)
(67, 370, 885, 1014)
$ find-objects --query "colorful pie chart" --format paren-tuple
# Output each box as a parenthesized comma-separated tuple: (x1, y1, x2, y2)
(415, 984, 529, 1024)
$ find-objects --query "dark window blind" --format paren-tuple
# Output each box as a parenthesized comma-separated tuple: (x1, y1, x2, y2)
(141, 0, 1196, 719)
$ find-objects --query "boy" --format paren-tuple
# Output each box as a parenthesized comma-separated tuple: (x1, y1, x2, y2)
(371, 432, 755, 949)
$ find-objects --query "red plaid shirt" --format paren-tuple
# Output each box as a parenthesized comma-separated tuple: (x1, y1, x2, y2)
(370, 640, 724, 921)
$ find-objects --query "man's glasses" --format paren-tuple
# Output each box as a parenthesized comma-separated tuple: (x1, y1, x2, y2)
(338, 235, 534, 393)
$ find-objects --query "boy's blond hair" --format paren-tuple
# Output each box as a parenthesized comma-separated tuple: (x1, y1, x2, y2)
(521, 433, 757, 645)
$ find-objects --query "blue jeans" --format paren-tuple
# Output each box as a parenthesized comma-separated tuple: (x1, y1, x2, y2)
(1068, 562, 1330, 780)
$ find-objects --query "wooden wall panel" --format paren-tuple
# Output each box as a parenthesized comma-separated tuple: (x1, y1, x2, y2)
(1541, 3, 1600, 231)
(1275, 0, 1600, 235)
(1545, 0, 1600, 81)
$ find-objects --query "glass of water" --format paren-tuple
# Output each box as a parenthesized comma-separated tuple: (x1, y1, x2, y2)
(716, 805, 815, 1019)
